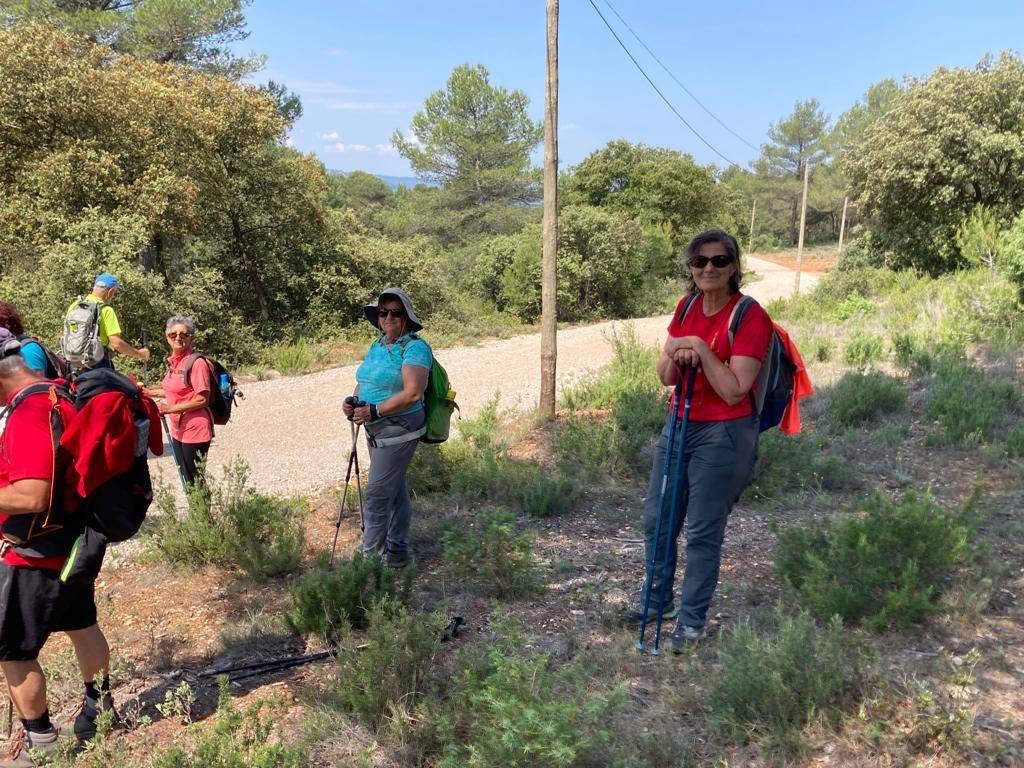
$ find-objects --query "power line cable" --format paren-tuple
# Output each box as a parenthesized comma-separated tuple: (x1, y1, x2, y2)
(585, 0, 739, 167)
(602, 0, 760, 152)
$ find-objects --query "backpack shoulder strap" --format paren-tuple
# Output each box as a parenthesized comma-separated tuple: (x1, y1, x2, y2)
(675, 292, 701, 328)
(727, 295, 760, 349)
(180, 352, 205, 388)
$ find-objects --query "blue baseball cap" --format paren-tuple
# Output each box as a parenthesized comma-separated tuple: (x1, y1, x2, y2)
(94, 273, 119, 288)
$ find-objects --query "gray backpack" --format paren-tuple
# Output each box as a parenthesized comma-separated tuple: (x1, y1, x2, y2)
(61, 296, 106, 368)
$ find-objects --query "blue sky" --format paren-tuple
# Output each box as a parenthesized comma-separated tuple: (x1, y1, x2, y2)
(241, 0, 1023, 176)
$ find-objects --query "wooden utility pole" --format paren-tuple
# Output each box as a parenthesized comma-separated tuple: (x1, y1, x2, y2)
(540, 0, 558, 418)
(837, 196, 849, 254)
(748, 199, 757, 254)
(794, 160, 810, 294)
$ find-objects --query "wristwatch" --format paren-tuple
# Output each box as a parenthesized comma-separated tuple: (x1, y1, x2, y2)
(369, 403, 379, 421)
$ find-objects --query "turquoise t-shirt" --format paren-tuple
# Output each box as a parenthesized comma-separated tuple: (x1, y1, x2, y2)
(19, 339, 49, 376)
(355, 333, 432, 418)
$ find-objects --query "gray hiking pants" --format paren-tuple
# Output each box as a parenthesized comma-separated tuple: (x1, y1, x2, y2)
(642, 414, 759, 629)
(361, 409, 425, 561)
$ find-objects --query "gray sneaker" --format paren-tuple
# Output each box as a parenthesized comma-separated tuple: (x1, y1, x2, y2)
(0, 728, 60, 767)
(665, 622, 706, 653)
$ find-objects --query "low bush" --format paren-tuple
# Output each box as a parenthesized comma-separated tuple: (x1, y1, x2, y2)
(806, 336, 835, 363)
(827, 370, 906, 428)
(842, 330, 886, 367)
(743, 431, 854, 502)
(774, 491, 975, 630)
(285, 551, 405, 640)
(827, 294, 876, 323)
(265, 337, 318, 375)
(153, 677, 306, 768)
(329, 599, 447, 732)
(709, 611, 861, 752)
(149, 460, 306, 579)
(441, 507, 537, 597)
(925, 364, 1019, 445)
(561, 328, 660, 410)
(422, 615, 624, 768)
(891, 333, 965, 375)
(1005, 426, 1024, 458)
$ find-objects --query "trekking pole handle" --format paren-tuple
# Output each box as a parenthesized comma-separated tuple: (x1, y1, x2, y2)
(344, 396, 367, 421)
(680, 362, 699, 396)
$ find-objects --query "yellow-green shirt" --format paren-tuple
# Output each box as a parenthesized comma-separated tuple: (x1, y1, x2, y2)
(66, 294, 121, 348)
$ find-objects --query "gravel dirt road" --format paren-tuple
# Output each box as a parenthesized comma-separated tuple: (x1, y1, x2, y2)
(153, 257, 815, 497)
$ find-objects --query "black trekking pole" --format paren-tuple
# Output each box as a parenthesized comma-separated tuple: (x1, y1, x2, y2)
(636, 368, 685, 653)
(331, 398, 366, 565)
(141, 329, 149, 387)
(651, 363, 700, 655)
(162, 414, 189, 494)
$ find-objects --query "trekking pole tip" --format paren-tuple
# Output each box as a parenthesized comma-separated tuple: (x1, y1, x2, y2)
(650, 647, 660, 657)
(634, 642, 644, 652)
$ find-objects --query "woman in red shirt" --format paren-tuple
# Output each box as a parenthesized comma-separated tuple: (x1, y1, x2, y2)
(636, 229, 772, 652)
(149, 316, 214, 488)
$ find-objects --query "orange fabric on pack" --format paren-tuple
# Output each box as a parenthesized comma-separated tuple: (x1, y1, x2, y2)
(773, 323, 813, 434)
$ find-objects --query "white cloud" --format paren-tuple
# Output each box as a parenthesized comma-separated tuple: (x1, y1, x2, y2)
(375, 143, 398, 155)
(325, 47, 348, 57)
(310, 97, 418, 112)
(402, 129, 421, 146)
(323, 142, 372, 153)
(284, 136, 296, 147)
(319, 131, 340, 140)
(282, 78, 356, 96)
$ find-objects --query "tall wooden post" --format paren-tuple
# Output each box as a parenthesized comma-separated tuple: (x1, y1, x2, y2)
(540, 0, 558, 418)
(748, 199, 757, 254)
(837, 195, 849, 254)
(794, 160, 810, 294)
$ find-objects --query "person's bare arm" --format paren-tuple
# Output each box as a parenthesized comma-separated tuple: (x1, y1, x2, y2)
(0, 478, 50, 516)
(352, 367, 428, 424)
(669, 336, 762, 405)
(107, 334, 150, 361)
(159, 392, 208, 415)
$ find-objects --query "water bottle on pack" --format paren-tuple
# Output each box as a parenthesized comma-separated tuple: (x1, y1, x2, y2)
(219, 372, 232, 399)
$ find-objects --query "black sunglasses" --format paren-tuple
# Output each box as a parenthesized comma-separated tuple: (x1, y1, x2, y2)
(379, 308, 406, 318)
(689, 254, 734, 269)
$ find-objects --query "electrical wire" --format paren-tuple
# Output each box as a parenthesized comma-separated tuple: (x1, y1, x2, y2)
(586, 0, 739, 167)
(602, 0, 760, 152)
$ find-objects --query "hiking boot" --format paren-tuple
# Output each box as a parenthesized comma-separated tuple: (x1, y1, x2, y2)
(624, 602, 678, 627)
(72, 692, 116, 745)
(665, 622, 706, 654)
(385, 549, 413, 569)
(0, 728, 60, 767)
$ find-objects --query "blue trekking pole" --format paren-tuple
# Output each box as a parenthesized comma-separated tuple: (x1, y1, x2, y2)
(636, 367, 685, 653)
(651, 363, 700, 654)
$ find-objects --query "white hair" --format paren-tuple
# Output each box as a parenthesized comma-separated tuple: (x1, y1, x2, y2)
(165, 315, 197, 335)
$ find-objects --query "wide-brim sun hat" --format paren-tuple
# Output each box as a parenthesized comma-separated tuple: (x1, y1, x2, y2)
(363, 287, 423, 333)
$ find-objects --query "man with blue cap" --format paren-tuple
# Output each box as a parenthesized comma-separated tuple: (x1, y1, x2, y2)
(62, 274, 149, 370)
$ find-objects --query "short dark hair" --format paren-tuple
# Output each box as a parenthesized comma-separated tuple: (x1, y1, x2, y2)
(0, 302, 25, 336)
(684, 229, 743, 294)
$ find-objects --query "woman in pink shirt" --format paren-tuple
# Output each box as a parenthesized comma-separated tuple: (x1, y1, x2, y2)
(149, 316, 214, 487)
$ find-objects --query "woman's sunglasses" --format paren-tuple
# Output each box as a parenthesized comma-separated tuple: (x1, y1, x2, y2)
(688, 255, 734, 269)
(379, 308, 406, 319)
(166, 331, 192, 339)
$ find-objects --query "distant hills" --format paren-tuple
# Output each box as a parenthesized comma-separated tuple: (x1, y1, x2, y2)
(328, 169, 436, 190)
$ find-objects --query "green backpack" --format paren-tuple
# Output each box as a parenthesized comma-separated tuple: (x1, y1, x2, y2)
(404, 335, 459, 443)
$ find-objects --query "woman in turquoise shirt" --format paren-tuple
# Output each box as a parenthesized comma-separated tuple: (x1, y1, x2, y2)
(343, 288, 432, 567)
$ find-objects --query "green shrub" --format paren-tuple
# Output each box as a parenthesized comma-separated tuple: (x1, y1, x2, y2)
(842, 331, 885, 367)
(407, 443, 455, 495)
(743, 431, 854, 502)
(925, 364, 1019, 445)
(561, 328, 660, 410)
(709, 611, 861, 751)
(441, 508, 536, 597)
(806, 336, 835, 363)
(149, 460, 306, 579)
(284, 551, 404, 640)
(424, 615, 623, 768)
(891, 333, 965, 375)
(329, 599, 447, 732)
(827, 294, 876, 323)
(153, 677, 306, 768)
(774, 491, 975, 630)
(265, 338, 316, 375)
(827, 370, 906, 428)
(1006, 426, 1024, 458)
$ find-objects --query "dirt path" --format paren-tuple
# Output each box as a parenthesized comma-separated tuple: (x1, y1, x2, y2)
(153, 257, 815, 497)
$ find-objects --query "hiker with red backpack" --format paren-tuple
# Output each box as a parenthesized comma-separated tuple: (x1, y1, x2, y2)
(632, 229, 808, 655)
(0, 325, 160, 763)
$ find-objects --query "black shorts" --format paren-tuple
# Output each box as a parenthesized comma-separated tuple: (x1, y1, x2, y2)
(0, 563, 98, 661)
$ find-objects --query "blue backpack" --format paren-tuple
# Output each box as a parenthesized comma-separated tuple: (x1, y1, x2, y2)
(676, 293, 796, 433)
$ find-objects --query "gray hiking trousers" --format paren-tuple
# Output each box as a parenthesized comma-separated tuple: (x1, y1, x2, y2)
(642, 414, 759, 629)
(361, 409, 425, 561)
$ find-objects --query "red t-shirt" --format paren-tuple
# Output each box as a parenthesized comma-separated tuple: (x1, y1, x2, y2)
(0, 384, 77, 570)
(667, 292, 773, 422)
(162, 353, 214, 443)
